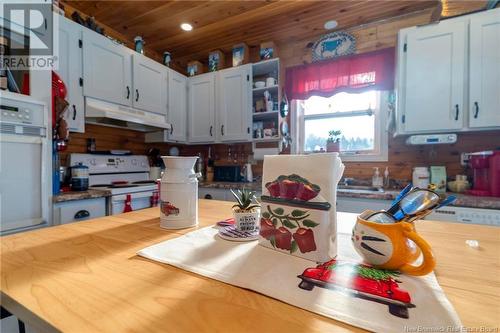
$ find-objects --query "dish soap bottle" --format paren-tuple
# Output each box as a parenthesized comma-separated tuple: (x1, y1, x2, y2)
(383, 166, 390, 188)
(372, 167, 383, 188)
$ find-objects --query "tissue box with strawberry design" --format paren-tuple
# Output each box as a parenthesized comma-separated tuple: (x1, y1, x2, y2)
(259, 154, 344, 262)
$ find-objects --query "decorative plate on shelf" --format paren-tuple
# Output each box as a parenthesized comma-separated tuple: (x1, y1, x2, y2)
(311, 32, 356, 62)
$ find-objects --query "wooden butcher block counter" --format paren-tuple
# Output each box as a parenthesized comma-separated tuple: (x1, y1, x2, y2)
(1, 200, 499, 332)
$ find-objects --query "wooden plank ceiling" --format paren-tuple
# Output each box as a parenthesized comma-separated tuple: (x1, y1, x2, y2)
(64, 0, 487, 66)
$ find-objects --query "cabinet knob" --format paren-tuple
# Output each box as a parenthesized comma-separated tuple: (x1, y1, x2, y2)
(72, 105, 76, 120)
(126, 86, 130, 99)
(221, 125, 224, 136)
(204, 194, 213, 200)
(135, 89, 139, 102)
(210, 125, 213, 137)
(170, 124, 174, 135)
(454, 104, 459, 121)
(474, 102, 479, 119)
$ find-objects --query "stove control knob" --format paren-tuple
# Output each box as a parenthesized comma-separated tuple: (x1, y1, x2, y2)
(131, 159, 137, 165)
(89, 159, 96, 166)
(141, 162, 146, 167)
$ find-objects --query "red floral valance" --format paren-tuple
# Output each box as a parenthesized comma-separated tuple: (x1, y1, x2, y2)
(285, 48, 395, 100)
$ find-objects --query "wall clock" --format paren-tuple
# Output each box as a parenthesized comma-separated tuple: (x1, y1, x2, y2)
(311, 32, 356, 62)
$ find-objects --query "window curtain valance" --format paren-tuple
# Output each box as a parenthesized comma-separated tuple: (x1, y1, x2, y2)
(285, 47, 395, 100)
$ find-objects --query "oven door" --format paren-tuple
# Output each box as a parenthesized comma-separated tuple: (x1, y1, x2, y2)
(110, 191, 154, 215)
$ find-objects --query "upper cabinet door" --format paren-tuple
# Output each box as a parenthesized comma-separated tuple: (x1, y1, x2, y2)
(188, 72, 216, 143)
(132, 54, 167, 115)
(82, 29, 132, 106)
(168, 69, 188, 142)
(216, 65, 252, 142)
(56, 16, 84, 133)
(469, 9, 500, 128)
(402, 19, 466, 133)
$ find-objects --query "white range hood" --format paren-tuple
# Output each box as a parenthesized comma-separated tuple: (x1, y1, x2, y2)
(85, 97, 170, 132)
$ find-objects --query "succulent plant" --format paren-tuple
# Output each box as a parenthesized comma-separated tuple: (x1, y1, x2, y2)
(230, 187, 260, 212)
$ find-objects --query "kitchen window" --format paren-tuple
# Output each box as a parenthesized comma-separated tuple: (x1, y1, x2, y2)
(292, 90, 389, 161)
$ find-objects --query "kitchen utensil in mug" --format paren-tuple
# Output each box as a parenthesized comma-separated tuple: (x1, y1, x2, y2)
(387, 187, 441, 221)
(352, 210, 435, 276)
(266, 77, 277, 87)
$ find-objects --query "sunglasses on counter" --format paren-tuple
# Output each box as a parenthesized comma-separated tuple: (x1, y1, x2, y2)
(365, 186, 447, 224)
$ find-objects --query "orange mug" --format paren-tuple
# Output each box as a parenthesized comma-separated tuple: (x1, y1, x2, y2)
(351, 210, 435, 276)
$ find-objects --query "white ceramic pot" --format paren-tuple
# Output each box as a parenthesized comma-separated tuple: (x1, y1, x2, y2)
(233, 208, 261, 233)
(160, 156, 199, 229)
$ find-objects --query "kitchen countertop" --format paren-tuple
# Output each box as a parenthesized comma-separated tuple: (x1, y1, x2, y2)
(199, 181, 261, 191)
(52, 189, 111, 203)
(199, 182, 500, 210)
(1, 200, 499, 332)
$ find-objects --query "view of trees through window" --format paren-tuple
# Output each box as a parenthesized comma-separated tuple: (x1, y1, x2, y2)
(302, 91, 377, 153)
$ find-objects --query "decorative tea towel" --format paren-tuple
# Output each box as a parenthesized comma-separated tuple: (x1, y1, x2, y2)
(138, 224, 462, 333)
(260, 153, 344, 262)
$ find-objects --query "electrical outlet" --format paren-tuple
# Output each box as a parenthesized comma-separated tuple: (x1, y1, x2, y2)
(460, 153, 469, 166)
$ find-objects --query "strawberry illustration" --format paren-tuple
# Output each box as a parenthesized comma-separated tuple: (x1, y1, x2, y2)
(279, 179, 299, 199)
(265, 181, 280, 197)
(275, 227, 292, 250)
(295, 183, 320, 201)
(293, 228, 317, 253)
(260, 218, 276, 239)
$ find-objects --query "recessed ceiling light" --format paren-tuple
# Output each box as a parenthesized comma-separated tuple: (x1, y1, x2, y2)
(324, 20, 338, 30)
(180, 23, 193, 31)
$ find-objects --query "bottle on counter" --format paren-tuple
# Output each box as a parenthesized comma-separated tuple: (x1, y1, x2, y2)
(196, 153, 204, 180)
(206, 146, 214, 182)
(413, 167, 430, 189)
(372, 167, 383, 188)
(383, 166, 390, 188)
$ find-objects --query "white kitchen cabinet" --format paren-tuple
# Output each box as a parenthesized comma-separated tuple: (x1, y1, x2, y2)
(56, 15, 85, 133)
(336, 196, 392, 214)
(469, 9, 500, 128)
(167, 69, 188, 142)
(198, 187, 261, 201)
(132, 54, 167, 115)
(82, 29, 132, 106)
(216, 65, 252, 142)
(188, 72, 216, 143)
(400, 19, 466, 133)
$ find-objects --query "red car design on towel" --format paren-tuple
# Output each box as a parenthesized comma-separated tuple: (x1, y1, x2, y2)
(297, 259, 415, 318)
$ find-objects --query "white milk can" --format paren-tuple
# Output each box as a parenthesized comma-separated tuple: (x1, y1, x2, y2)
(160, 156, 199, 229)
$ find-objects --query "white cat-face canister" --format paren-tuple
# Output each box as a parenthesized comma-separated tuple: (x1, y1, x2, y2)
(160, 156, 199, 229)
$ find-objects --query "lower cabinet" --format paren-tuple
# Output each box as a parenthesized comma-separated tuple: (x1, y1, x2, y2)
(198, 188, 228, 201)
(198, 187, 262, 201)
(336, 197, 392, 214)
(53, 198, 106, 225)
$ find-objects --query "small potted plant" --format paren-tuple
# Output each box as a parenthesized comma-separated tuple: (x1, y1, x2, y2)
(231, 187, 261, 233)
(326, 130, 342, 152)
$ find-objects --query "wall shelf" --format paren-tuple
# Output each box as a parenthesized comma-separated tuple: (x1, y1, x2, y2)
(252, 85, 278, 94)
(252, 110, 279, 120)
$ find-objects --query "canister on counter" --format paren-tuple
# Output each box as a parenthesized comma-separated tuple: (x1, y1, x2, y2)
(71, 163, 89, 191)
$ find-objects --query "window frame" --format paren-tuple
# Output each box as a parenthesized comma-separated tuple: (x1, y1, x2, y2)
(291, 90, 389, 162)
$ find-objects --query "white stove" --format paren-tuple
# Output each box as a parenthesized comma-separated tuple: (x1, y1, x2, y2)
(69, 154, 159, 214)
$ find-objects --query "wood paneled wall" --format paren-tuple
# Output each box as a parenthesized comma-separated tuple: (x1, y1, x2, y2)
(62, 5, 500, 182)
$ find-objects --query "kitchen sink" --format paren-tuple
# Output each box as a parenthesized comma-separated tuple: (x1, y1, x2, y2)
(337, 185, 385, 193)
